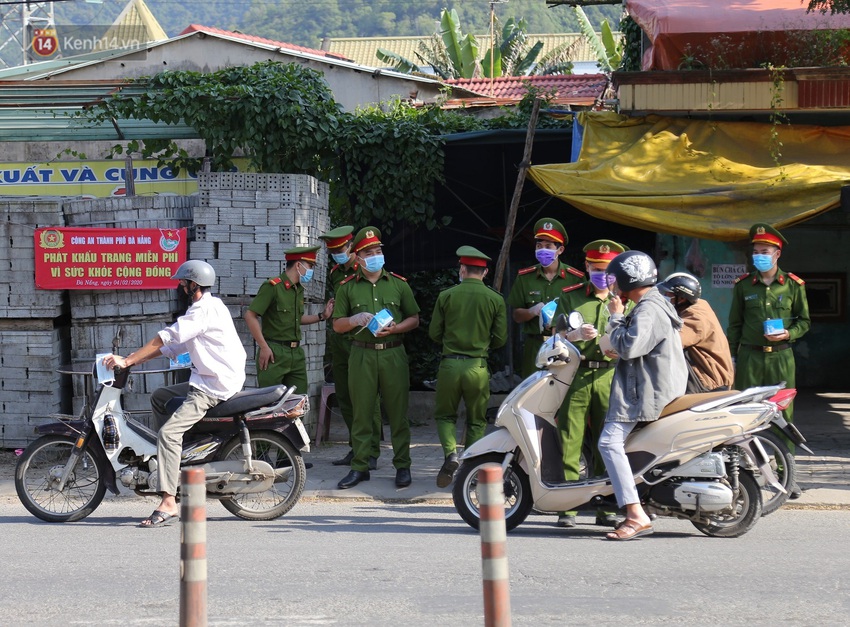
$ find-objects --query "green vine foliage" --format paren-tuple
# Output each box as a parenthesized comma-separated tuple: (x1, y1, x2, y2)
(619, 15, 643, 72)
(83, 61, 570, 233)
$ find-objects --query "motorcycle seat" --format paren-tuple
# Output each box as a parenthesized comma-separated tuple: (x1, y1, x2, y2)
(164, 385, 289, 419)
(659, 390, 742, 418)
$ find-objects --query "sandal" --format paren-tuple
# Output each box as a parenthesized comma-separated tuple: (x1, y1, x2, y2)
(139, 509, 179, 528)
(605, 518, 653, 541)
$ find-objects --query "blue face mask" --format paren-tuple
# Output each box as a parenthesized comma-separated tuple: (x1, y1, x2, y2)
(589, 271, 615, 290)
(535, 248, 558, 267)
(363, 254, 385, 273)
(752, 253, 775, 272)
(298, 264, 314, 284)
(331, 252, 349, 264)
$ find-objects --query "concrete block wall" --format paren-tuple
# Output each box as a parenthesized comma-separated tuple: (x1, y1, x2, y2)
(193, 172, 331, 427)
(0, 319, 69, 446)
(0, 196, 194, 446)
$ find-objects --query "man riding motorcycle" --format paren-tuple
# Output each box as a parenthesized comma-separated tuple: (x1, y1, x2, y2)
(102, 260, 247, 527)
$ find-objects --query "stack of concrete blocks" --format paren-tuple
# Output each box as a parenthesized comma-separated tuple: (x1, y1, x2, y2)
(192, 172, 330, 431)
(63, 196, 195, 424)
(0, 199, 70, 447)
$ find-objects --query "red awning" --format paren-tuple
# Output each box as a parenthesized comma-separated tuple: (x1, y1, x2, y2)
(626, 0, 850, 71)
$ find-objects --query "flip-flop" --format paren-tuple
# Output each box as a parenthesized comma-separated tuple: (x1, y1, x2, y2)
(605, 518, 653, 541)
(139, 509, 179, 528)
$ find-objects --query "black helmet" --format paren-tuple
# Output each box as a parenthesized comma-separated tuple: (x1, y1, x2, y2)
(606, 251, 657, 291)
(657, 272, 701, 304)
(171, 260, 216, 287)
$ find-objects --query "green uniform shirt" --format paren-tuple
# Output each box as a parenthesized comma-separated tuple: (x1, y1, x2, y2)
(555, 283, 632, 362)
(429, 278, 508, 357)
(249, 275, 304, 342)
(329, 262, 358, 292)
(727, 268, 811, 358)
(328, 261, 360, 340)
(334, 268, 420, 342)
(507, 262, 584, 336)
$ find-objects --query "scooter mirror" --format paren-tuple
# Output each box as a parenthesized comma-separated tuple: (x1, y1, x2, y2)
(554, 313, 569, 334)
(567, 311, 584, 330)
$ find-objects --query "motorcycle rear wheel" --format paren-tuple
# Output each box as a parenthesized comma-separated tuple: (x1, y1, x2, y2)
(452, 453, 533, 531)
(751, 429, 795, 516)
(691, 470, 762, 538)
(217, 431, 305, 521)
(15, 435, 106, 523)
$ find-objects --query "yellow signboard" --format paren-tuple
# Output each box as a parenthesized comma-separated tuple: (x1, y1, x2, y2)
(0, 160, 246, 198)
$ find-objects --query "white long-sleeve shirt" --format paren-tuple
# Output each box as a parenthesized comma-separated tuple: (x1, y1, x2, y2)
(158, 292, 246, 399)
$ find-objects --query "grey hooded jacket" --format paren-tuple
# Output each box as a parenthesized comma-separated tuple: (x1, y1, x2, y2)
(605, 288, 688, 423)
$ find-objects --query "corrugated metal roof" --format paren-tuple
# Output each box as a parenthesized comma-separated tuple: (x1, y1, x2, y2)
(324, 33, 605, 69)
(180, 25, 354, 62)
(0, 80, 197, 141)
(444, 74, 608, 106)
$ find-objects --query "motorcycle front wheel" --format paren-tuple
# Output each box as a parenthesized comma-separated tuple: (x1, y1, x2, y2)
(452, 453, 533, 531)
(691, 470, 762, 538)
(217, 431, 305, 521)
(15, 435, 106, 523)
(751, 429, 795, 516)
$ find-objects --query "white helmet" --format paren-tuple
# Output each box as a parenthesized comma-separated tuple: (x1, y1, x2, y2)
(171, 260, 215, 287)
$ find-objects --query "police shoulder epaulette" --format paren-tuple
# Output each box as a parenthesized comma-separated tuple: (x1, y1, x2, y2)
(340, 274, 356, 285)
(562, 284, 583, 294)
(566, 266, 584, 278)
(518, 266, 536, 276)
(390, 271, 407, 282)
(269, 277, 282, 286)
(734, 273, 750, 284)
(330, 264, 340, 272)
(787, 272, 805, 285)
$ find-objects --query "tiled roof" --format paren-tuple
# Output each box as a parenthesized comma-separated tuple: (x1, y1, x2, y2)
(444, 74, 608, 106)
(179, 25, 353, 62)
(323, 33, 605, 69)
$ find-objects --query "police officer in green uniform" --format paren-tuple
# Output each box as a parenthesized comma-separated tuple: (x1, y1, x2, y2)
(507, 218, 584, 378)
(333, 227, 421, 489)
(245, 246, 333, 392)
(727, 223, 810, 496)
(553, 240, 628, 528)
(319, 226, 381, 469)
(429, 246, 508, 488)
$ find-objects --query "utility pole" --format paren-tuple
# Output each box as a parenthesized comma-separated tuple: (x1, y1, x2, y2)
(0, 1, 57, 68)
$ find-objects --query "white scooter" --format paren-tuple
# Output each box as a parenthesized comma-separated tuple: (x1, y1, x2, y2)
(15, 358, 311, 523)
(452, 314, 810, 537)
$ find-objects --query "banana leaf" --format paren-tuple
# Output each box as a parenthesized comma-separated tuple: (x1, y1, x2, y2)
(376, 48, 421, 74)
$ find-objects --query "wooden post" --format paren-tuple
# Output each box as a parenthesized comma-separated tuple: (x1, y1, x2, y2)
(479, 464, 511, 627)
(123, 156, 136, 197)
(180, 468, 207, 627)
(492, 98, 542, 293)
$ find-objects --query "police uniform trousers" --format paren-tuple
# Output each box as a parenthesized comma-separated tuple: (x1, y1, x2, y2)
(735, 345, 797, 452)
(434, 357, 489, 458)
(256, 342, 308, 394)
(557, 366, 615, 517)
(520, 335, 544, 379)
(348, 343, 411, 472)
(329, 330, 381, 457)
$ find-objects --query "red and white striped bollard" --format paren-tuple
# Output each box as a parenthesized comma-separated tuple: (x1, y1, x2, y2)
(478, 464, 511, 627)
(180, 467, 207, 627)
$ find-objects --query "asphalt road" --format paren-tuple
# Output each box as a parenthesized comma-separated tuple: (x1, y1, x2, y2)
(2, 497, 849, 626)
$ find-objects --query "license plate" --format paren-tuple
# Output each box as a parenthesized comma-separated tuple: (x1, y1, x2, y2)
(294, 418, 310, 451)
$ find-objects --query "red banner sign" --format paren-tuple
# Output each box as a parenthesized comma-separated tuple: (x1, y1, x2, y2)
(34, 227, 187, 290)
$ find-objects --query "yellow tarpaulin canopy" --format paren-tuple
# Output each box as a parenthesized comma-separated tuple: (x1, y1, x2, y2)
(528, 112, 850, 241)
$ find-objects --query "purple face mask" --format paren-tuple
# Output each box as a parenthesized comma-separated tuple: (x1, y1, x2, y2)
(589, 270, 614, 290)
(535, 248, 558, 267)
